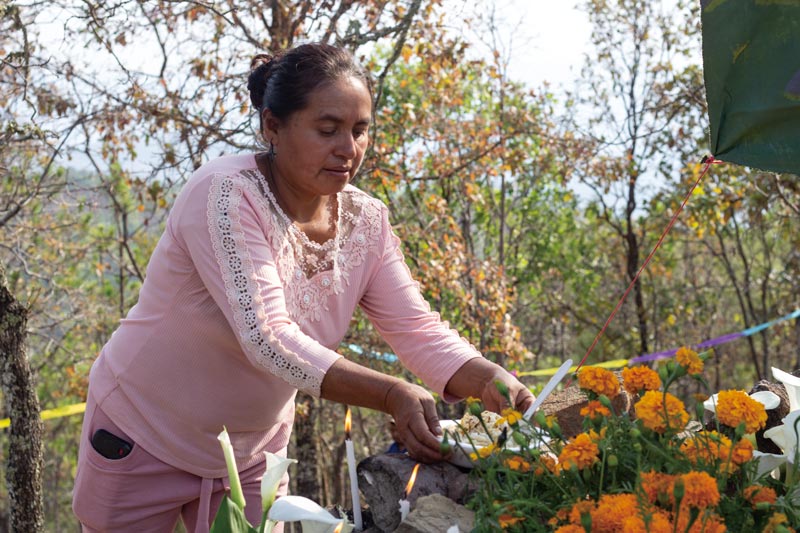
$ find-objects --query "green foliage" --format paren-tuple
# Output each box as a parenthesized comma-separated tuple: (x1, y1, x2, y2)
(209, 496, 258, 533)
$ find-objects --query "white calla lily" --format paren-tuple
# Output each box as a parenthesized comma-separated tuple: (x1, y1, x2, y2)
(217, 427, 246, 510)
(764, 410, 800, 464)
(752, 450, 789, 479)
(268, 495, 353, 533)
(750, 391, 782, 410)
(772, 367, 800, 412)
(703, 390, 780, 414)
(261, 452, 297, 512)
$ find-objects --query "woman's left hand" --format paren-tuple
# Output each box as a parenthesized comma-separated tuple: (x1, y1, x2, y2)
(480, 368, 535, 414)
(445, 358, 535, 415)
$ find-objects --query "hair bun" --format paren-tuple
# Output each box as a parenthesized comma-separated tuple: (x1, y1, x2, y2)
(250, 54, 273, 71)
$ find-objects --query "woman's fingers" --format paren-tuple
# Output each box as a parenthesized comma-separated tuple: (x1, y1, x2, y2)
(481, 372, 536, 414)
(513, 386, 535, 413)
(404, 412, 445, 463)
(386, 382, 445, 463)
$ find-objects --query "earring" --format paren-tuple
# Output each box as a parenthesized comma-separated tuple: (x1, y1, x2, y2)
(268, 141, 276, 160)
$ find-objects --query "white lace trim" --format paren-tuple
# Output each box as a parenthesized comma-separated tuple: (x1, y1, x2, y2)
(241, 168, 383, 326)
(208, 174, 322, 394)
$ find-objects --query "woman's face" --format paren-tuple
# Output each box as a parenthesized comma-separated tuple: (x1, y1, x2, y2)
(265, 76, 372, 198)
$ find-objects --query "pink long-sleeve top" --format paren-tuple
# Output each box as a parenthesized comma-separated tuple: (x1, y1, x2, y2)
(89, 153, 482, 478)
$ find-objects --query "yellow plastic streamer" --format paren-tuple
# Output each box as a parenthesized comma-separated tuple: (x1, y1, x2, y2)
(516, 358, 630, 378)
(0, 402, 86, 429)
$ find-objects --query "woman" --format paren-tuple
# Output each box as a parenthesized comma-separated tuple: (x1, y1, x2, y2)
(72, 42, 534, 532)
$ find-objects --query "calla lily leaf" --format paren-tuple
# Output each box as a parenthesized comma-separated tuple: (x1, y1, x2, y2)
(210, 495, 258, 533)
(772, 367, 800, 412)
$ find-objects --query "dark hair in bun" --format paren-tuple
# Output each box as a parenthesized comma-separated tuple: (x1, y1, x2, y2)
(247, 43, 372, 124)
(247, 54, 274, 113)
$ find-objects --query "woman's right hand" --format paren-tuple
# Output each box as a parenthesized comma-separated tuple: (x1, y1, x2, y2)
(383, 381, 446, 463)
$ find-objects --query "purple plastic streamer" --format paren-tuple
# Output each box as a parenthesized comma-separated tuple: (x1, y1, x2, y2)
(629, 331, 746, 364)
(629, 349, 678, 364)
(696, 331, 745, 349)
(604, 310, 799, 367)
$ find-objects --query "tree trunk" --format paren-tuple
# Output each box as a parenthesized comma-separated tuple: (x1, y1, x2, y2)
(0, 269, 44, 532)
(292, 392, 320, 502)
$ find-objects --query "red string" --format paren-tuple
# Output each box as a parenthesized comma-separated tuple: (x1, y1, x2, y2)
(569, 155, 720, 379)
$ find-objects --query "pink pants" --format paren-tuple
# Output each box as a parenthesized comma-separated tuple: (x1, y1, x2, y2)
(72, 394, 286, 533)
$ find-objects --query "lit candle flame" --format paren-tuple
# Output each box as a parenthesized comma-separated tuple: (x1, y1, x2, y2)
(403, 463, 420, 498)
(344, 407, 352, 440)
(333, 521, 344, 533)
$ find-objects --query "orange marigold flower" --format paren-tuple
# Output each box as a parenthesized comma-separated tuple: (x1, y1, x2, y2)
(762, 512, 792, 533)
(744, 485, 778, 508)
(577, 366, 620, 398)
(680, 471, 720, 508)
(621, 510, 672, 533)
(622, 366, 662, 395)
(558, 433, 599, 470)
(731, 437, 754, 465)
(498, 514, 524, 529)
(580, 400, 611, 419)
(588, 427, 607, 443)
(675, 346, 703, 375)
(567, 500, 595, 525)
(715, 389, 768, 433)
(677, 511, 726, 533)
(680, 431, 733, 469)
(634, 391, 690, 433)
(593, 493, 639, 532)
(679, 431, 752, 473)
(503, 455, 531, 472)
(554, 526, 585, 533)
(500, 408, 523, 426)
(549, 507, 570, 526)
(640, 471, 677, 506)
(469, 443, 497, 461)
(535, 453, 558, 475)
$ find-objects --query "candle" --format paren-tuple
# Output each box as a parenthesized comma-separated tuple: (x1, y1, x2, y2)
(398, 463, 420, 522)
(398, 499, 410, 522)
(344, 407, 363, 530)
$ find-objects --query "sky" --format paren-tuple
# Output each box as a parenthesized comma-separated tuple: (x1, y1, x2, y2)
(453, 0, 593, 90)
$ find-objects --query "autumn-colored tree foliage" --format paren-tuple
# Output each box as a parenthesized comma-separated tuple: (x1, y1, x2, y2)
(2, 0, 800, 529)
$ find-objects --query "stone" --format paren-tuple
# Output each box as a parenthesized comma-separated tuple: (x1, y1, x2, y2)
(749, 379, 791, 454)
(540, 381, 634, 438)
(393, 494, 474, 533)
(358, 453, 475, 533)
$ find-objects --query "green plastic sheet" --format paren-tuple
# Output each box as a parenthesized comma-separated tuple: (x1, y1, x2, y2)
(701, 0, 800, 174)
